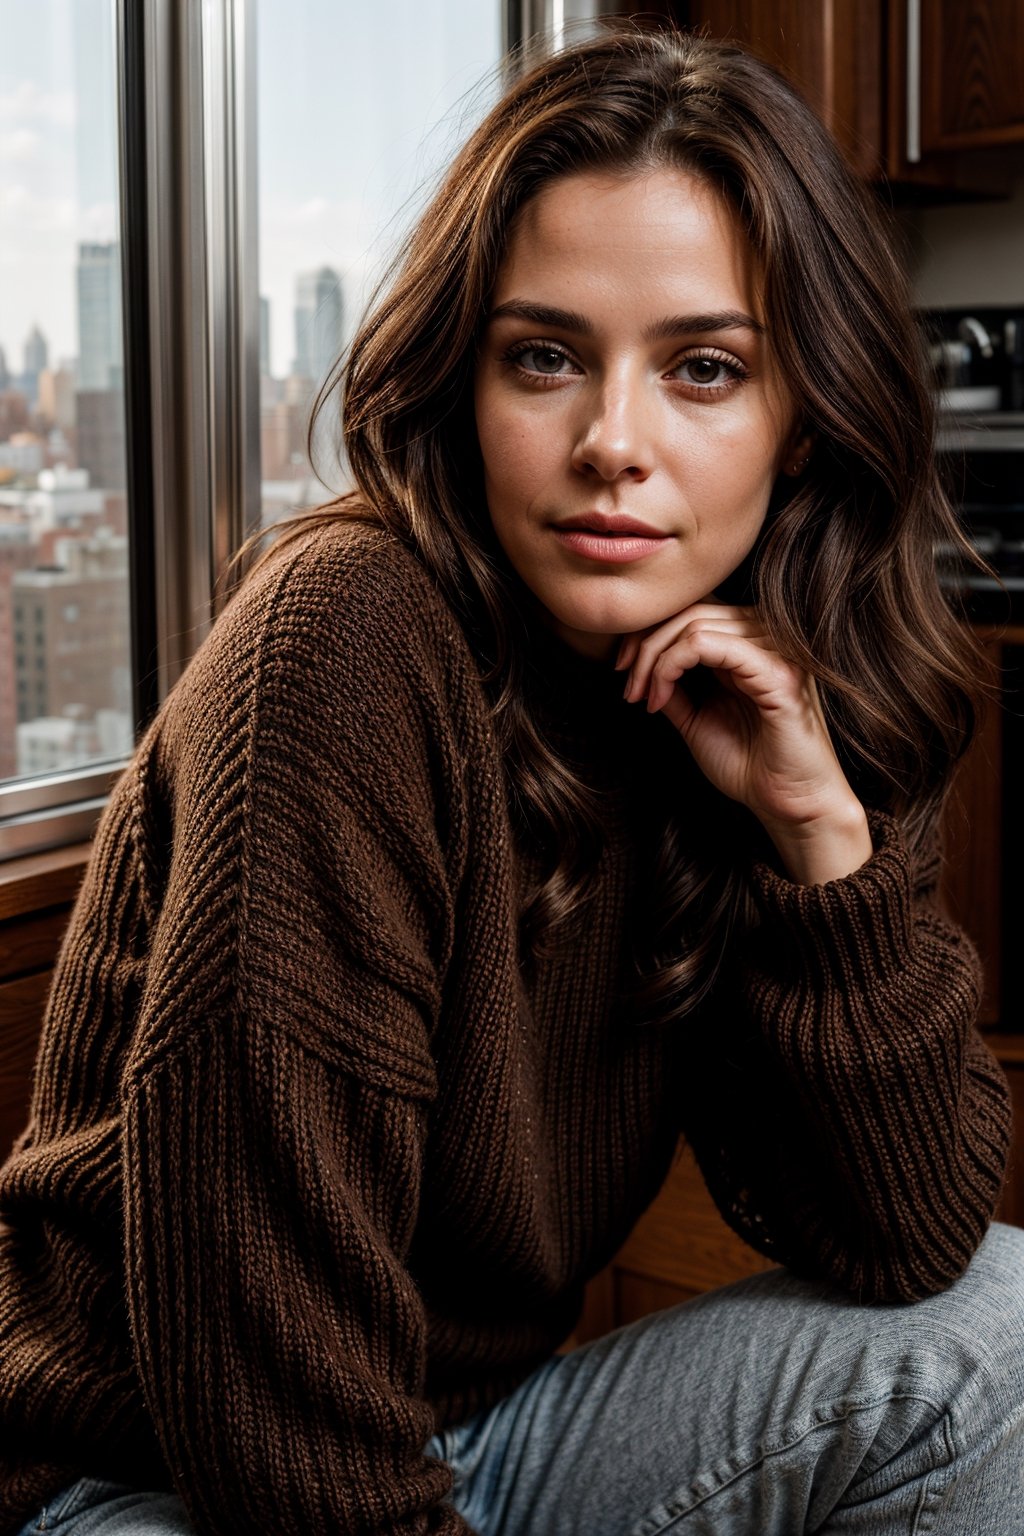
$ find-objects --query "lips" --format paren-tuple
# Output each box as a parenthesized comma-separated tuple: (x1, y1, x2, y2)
(550, 516, 673, 565)
(553, 512, 670, 538)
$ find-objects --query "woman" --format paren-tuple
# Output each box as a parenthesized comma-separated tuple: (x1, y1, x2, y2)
(1, 25, 1022, 1536)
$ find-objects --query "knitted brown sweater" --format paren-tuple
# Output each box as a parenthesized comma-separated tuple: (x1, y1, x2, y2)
(0, 524, 1011, 1535)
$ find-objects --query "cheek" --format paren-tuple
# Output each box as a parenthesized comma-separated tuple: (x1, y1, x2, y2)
(475, 388, 512, 491)
(689, 426, 780, 519)
(476, 408, 547, 510)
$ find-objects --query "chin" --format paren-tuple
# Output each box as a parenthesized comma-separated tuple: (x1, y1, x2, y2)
(547, 606, 636, 641)
(548, 592, 691, 638)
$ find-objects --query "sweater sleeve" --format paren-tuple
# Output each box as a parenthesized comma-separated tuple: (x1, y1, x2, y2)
(120, 536, 479, 1534)
(678, 809, 1012, 1303)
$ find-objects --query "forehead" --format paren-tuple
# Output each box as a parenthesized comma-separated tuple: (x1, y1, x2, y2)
(494, 167, 762, 318)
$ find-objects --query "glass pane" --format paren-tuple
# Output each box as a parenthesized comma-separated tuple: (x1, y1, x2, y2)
(255, 0, 502, 526)
(0, 0, 132, 785)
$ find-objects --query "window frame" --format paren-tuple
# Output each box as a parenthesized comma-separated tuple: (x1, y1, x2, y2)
(0, 0, 261, 860)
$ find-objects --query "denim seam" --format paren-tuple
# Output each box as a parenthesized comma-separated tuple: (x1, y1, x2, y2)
(909, 1410, 958, 1535)
(911, 1393, 1024, 1534)
(36, 1479, 90, 1532)
(629, 1391, 948, 1536)
(32, 1479, 133, 1533)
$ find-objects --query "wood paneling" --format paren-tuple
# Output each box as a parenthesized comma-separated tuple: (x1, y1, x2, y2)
(609, 1144, 776, 1296)
(0, 969, 50, 1159)
(614, 1271, 697, 1325)
(0, 852, 83, 1159)
(0, 856, 82, 1164)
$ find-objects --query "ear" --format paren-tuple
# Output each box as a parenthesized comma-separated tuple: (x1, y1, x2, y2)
(780, 423, 818, 479)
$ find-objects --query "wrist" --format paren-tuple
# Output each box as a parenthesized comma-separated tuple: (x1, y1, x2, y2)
(760, 799, 873, 886)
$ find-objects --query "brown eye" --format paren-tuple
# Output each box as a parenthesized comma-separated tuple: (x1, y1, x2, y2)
(683, 357, 726, 385)
(522, 347, 570, 375)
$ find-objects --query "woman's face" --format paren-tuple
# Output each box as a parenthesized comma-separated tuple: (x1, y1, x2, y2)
(474, 167, 806, 659)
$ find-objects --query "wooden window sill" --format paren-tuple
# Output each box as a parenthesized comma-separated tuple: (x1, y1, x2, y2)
(0, 844, 92, 924)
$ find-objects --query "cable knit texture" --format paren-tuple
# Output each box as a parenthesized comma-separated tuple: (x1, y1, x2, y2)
(0, 523, 1011, 1535)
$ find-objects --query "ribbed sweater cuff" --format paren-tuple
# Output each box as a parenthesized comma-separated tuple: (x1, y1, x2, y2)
(750, 810, 913, 990)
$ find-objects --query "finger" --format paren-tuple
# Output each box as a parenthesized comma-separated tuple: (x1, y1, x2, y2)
(659, 679, 699, 738)
(626, 621, 767, 699)
(616, 602, 761, 674)
(614, 632, 645, 672)
(626, 622, 772, 703)
(644, 630, 793, 715)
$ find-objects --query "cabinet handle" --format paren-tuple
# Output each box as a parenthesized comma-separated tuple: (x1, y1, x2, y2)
(906, 0, 921, 163)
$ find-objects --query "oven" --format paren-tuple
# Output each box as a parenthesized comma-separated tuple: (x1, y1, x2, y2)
(936, 410, 1024, 623)
(925, 305, 1024, 621)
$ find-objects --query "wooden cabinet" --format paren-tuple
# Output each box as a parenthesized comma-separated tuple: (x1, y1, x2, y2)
(885, 0, 1024, 195)
(654, 0, 1024, 200)
(913, 1, 1024, 155)
(682, 0, 885, 180)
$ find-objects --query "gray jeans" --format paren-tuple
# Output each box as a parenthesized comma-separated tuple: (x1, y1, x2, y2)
(19, 1223, 1024, 1534)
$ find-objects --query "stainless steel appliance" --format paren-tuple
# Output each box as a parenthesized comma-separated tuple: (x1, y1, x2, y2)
(927, 306, 1024, 621)
(935, 411, 1024, 620)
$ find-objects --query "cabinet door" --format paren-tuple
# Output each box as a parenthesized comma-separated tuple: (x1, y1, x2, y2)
(670, 0, 1016, 199)
(886, 0, 1022, 195)
(920, 1, 1024, 152)
(683, 1, 884, 178)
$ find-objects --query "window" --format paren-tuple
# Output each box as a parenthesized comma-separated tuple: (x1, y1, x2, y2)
(255, 0, 503, 525)
(0, 0, 131, 841)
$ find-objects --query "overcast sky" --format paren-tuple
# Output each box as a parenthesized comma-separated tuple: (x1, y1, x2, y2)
(0, 0, 500, 379)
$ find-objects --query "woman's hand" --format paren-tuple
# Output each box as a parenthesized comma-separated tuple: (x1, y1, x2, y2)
(616, 601, 873, 886)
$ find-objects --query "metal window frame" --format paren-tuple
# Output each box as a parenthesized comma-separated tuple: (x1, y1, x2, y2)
(0, 0, 261, 863)
(136, 0, 261, 698)
(503, 0, 619, 66)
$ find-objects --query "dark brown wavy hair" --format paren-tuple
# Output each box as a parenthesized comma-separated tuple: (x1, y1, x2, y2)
(245, 26, 984, 1023)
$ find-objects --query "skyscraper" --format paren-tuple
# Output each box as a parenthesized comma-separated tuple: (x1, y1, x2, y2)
(292, 268, 343, 385)
(76, 243, 122, 391)
(38, 368, 77, 433)
(260, 296, 271, 377)
(0, 525, 34, 779)
(23, 326, 49, 401)
(12, 531, 131, 775)
(76, 243, 125, 491)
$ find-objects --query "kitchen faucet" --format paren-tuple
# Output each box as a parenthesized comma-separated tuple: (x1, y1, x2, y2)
(957, 315, 995, 358)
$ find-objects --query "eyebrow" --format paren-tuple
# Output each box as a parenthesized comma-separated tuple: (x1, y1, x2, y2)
(486, 300, 766, 340)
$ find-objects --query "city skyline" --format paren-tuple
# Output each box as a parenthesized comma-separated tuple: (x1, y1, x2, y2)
(4, 258, 348, 397)
(1, 0, 500, 376)
(0, 0, 502, 788)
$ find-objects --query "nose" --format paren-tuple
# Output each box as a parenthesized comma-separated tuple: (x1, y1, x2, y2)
(570, 377, 654, 483)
